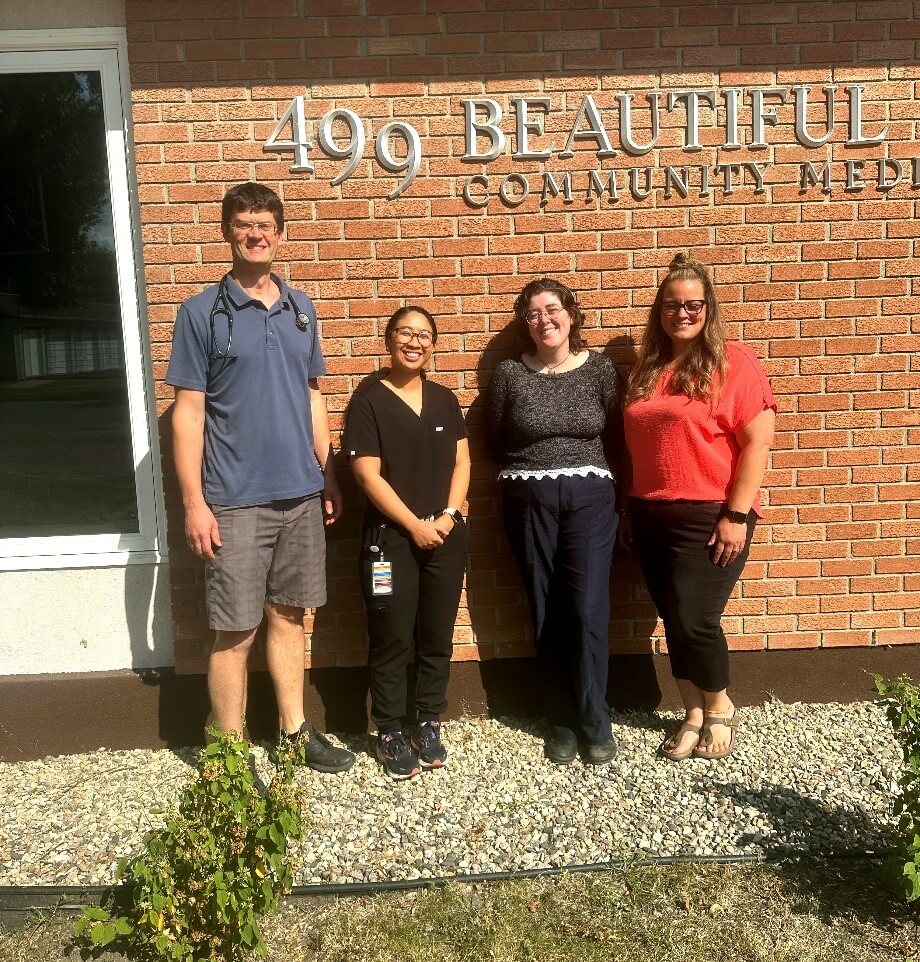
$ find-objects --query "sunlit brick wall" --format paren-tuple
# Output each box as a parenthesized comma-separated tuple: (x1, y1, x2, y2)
(126, 0, 920, 671)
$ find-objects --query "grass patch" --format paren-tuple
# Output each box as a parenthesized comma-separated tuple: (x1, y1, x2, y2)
(2, 858, 918, 962)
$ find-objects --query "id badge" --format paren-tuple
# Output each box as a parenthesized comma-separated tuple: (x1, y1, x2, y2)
(370, 560, 393, 596)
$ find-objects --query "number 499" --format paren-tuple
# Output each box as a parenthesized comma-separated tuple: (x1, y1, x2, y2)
(263, 96, 422, 200)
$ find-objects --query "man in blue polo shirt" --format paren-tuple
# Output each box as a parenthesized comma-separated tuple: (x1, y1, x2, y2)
(166, 182, 354, 773)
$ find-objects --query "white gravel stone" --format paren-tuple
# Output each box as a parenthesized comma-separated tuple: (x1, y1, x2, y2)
(0, 702, 902, 886)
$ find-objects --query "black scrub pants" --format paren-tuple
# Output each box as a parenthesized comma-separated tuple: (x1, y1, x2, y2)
(501, 474, 618, 746)
(360, 521, 467, 734)
(628, 499, 756, 692)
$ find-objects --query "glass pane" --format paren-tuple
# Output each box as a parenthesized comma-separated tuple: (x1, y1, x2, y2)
(0, 70, 138, 538)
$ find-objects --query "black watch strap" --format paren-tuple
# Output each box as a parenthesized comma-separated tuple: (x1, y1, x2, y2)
(721, 506, 748, 524)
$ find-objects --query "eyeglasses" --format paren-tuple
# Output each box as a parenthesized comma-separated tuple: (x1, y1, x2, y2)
(662, 299, 706, 316)
(393, 327, 433, 345)
(230, 219, 279, 236)
(525, 305, 566, 326)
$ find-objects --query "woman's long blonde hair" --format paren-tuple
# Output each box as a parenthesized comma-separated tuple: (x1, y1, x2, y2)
(625, 253, 726, 404)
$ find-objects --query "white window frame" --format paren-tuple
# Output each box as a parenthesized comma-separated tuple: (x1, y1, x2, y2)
(0, 29, 166, 570)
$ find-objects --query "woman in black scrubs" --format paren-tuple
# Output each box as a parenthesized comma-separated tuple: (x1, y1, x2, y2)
(344, 306, 470, 780)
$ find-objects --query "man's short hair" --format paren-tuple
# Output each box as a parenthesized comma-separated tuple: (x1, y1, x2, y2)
(221, 182, 284, 233)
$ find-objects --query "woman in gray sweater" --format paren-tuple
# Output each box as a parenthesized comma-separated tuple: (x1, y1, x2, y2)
(485, 278, 622, 766)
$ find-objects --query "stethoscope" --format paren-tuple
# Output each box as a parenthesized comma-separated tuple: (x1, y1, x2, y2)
(209, 273, 312, 360)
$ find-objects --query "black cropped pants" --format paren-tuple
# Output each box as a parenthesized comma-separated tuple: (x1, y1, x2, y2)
(360, 521, 467, 734)
(501, 474, 618, 746)
(629, 498, 756, 693)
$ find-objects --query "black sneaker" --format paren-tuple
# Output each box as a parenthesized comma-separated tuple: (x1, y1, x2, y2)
(545, 727, 578, 765)
(376, 731, 421, 780)
(411, 720, 448, 769)
(584, 738, 618, 766)
(273, 722, 355, 774)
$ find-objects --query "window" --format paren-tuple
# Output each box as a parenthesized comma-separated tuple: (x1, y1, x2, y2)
(0, 33, 163, 568)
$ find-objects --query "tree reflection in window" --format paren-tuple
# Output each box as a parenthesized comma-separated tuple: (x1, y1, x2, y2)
(0, 70, 138, 538)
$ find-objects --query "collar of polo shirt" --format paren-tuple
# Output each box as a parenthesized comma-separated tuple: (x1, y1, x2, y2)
(224, 271, 291, 311)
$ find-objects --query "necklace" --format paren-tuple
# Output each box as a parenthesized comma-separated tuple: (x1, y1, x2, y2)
(543, 352, 570, 374)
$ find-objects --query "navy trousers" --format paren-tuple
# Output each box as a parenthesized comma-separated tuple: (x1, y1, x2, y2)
(501, 474, 617, 746)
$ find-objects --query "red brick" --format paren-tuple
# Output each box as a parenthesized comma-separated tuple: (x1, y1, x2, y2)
(127, 5, 920, 671)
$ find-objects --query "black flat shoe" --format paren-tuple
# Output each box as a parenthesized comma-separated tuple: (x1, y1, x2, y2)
(545, 728, 578, 765)
(584, 738, 618, 766)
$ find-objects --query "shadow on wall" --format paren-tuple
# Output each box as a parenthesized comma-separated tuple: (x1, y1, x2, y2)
(153, 298, 672, 737)
(134, 0, 920, 728)
(150, 406, 209, 742)
(309, 445, 372, 732)
(115, 437, 211, 747)
(604, 329, 663, 710)
(156, 397, 376, 739)
(155, 406, 210, 669)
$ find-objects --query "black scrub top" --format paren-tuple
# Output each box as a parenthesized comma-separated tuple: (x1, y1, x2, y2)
(343, 377, 468, 525)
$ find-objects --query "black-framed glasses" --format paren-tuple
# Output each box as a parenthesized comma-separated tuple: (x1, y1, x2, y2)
(662, 299, 706, 316)
(525, 305, 566, 326)
(393, 326, 433, 345)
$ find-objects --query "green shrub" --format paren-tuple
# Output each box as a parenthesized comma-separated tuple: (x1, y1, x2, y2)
(73, 727, 306, 960)
(873, 674, 920, 902)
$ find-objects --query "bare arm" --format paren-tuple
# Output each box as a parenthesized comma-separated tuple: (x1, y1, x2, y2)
(727, 407, 775, 514)
(708, 407, 776, 566)
(433, 438, 472, 539)
(172, 387, 221, 561)
(309, 377, 342, 525)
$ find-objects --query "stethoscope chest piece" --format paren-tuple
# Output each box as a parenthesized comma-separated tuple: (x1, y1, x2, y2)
(295, 312, 310, 331)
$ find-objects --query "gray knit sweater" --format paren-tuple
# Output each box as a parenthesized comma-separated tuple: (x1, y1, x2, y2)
(484, 352, 622, 475)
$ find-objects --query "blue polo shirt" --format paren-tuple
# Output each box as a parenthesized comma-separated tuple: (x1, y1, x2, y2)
(166, 274, 327, 506)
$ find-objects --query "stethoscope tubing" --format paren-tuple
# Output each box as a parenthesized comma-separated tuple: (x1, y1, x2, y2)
(208, 275, 236, 360)
(208, 273, 310, 361)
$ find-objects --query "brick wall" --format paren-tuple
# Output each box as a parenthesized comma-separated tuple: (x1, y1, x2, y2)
(126, 0, 920, 672)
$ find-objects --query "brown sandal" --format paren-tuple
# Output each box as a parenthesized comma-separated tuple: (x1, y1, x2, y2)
(692, 709, 738, 760)
(659, 722, 702, 761)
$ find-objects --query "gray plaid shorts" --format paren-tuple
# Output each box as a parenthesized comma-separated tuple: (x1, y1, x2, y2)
(206, 495, 327, 632)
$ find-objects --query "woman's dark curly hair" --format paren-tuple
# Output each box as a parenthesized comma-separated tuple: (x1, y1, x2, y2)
(511, 278, 587, 353)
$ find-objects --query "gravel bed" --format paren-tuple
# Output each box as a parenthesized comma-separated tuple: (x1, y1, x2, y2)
(0, 701, 901, 887)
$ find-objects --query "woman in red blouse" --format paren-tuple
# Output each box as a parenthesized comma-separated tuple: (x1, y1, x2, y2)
(620, 253, 776, 761)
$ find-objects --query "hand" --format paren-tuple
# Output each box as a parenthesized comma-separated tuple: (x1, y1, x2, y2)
(322, 476, 343, 525)
(185, 502, 221, 562)
(433, 513, 456, 539)
(411, 519, 444, 550)
(616, 510, 633, 551)
(707, 516, 747, 567)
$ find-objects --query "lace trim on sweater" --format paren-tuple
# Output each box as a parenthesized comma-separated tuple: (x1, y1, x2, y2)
(498, 466, 613, 481)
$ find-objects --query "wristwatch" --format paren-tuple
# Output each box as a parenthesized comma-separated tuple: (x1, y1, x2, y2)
(440, 507, 464, 524)
(721, 506, 749, 524)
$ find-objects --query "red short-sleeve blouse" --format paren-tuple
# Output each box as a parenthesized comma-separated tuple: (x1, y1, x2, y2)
(624, 342, 776, 514)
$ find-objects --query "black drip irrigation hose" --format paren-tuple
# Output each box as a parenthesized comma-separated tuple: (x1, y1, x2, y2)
(0, 847, 896, 914)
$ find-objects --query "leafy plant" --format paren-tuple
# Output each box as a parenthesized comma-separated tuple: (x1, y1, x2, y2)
(73, 727, 306, 960)
(873, 674, 920, 902)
